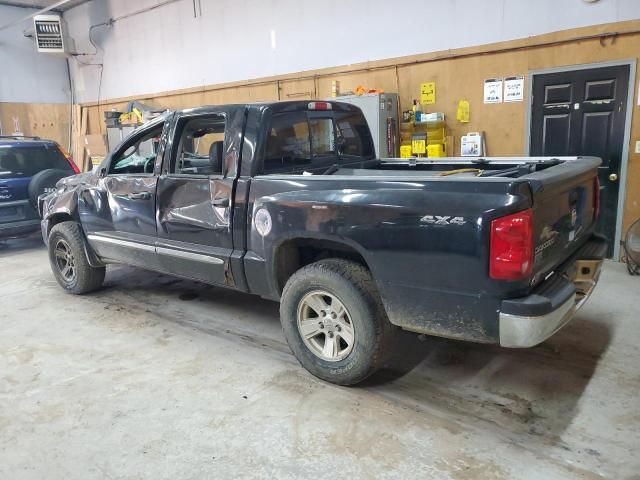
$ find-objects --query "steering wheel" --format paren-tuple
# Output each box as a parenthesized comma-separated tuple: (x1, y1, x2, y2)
(143, 157, 155, 174)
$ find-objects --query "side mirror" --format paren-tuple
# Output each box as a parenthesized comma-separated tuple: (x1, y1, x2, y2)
(99, 167, 107, 178)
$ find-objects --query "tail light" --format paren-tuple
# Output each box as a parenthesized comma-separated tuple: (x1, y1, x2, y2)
(489, 209, 533, 280)
(593, 176, 600, 221)
(57, 145, 80, 174)
(308, 102, 332, 110)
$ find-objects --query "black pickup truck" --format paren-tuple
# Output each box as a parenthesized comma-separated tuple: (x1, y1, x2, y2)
(39, 100, 606, 385)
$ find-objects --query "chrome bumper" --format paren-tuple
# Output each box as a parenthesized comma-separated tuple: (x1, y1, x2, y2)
(499, 259, 603, 348)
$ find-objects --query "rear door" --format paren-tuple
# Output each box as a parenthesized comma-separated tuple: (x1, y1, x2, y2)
(530, 64, 630, 256)
(81, 119, 166, 268)
(155, 109, 236, 285)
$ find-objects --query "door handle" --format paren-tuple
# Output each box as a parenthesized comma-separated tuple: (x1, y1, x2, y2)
(609, 173, 618, 182)
(128, 191, 151, 200)
(211, 197, 229, 207)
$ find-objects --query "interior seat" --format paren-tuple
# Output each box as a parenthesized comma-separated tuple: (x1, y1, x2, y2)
(208, 141, 224, 175)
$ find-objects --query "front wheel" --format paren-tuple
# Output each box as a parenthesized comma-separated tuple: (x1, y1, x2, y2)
(280, 259, 395, 385)
(48, 221, 105, 294)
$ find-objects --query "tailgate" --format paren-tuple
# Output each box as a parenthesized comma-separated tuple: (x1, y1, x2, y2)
(0, 177, 35, 225)
(528, 158, 600, 280)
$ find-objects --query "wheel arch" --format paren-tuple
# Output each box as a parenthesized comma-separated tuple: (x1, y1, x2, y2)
(272, 236, 371, 296)
(45, 211, 75, 238)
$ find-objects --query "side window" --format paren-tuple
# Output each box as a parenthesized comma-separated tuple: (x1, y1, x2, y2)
(263, 112, 337, 174)
(172, 115, 225, 176)
(108, 124, 163, 175)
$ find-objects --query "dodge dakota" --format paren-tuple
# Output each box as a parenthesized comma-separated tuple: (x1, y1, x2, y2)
(39, 100, 606, 385)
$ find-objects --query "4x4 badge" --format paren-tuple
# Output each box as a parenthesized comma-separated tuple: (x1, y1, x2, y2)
(421, 215, 466, 226)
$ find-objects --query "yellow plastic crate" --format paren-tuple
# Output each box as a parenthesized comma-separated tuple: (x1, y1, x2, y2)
(400, 145, 413, 158)
(427, 144, 445, 158)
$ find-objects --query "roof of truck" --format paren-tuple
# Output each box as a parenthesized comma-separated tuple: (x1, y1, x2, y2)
(176, 100, 362, 115)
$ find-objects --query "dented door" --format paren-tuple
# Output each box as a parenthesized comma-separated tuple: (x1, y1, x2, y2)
(155, 108, 238, 286)
(156, 175, 233, 284)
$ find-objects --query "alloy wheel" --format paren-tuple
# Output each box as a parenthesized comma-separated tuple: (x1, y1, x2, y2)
(54, 239, 76, 283)
(296, 290, 355, 362)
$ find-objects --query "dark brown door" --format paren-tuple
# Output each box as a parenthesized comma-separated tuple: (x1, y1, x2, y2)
(530, 65, 629, 257)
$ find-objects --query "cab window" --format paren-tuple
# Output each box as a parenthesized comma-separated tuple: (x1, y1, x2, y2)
(262, 111, 374, 175)
(108, 124, 163, 175)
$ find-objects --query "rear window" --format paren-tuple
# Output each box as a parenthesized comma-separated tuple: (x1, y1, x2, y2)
(263, 111, 374, 174)
(0, 145, 73, 178)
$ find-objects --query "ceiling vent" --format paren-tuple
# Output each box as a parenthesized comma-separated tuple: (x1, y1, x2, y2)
(33, 14, 74, 54)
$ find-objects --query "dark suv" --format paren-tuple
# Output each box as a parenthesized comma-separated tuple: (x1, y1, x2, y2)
(0, 136, 79, 240)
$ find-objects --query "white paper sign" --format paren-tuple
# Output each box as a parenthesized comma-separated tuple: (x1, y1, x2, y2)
(484, 78, 503, 103)
(504, 76, 524, 102)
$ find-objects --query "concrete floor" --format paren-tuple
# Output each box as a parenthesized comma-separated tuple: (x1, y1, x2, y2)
(0, 236, 638, 480)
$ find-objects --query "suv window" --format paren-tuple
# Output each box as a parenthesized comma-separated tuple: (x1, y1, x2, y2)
(108, 124, 163, 175)
(0, 145, 73, 178)
(263, 111, 374, 174)
(172, 115, 225, 176)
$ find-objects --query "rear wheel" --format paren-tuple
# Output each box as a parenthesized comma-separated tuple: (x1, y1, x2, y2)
(48, 221, 105, 294)
(280, 259, 395, 385)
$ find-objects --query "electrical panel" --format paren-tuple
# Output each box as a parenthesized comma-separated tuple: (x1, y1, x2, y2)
(327, 93, 399, 158)
(33, 14, 73, 54)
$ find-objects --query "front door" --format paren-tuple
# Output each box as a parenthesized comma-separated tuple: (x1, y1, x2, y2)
(155, 111, 235, 285)
(530, 64, 630, 257)
(81, 118, 166, 269)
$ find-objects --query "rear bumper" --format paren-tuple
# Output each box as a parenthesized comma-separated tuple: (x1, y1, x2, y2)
(0, 219, 41, 239)
(498, 234, 607, 347)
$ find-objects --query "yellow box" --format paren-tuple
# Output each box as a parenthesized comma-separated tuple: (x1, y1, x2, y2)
(400, 145, 413, 158)
(427, 144, 445, 157)
(412, 139, 426, 155)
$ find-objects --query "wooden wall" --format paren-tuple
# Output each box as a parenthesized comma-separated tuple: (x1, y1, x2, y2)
(0, 102, 70, 148)
(80, 19, 640, 236)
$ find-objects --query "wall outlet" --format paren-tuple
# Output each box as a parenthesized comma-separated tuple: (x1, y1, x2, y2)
(635, 140, 640, 154)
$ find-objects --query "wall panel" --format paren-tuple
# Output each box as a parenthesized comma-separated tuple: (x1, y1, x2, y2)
(78, 21, 640, 237)
(0, 103, 70, 147)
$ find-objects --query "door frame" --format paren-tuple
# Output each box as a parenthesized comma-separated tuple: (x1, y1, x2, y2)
(524, 59, 636, 260)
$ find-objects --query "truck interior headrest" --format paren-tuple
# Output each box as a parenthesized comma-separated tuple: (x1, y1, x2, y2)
(209, 141, 224, 174)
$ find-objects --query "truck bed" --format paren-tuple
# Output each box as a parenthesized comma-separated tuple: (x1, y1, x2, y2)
(335, 156, 596, 180)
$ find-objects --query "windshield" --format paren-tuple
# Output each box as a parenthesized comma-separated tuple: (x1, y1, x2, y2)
(0, 145, 73, 178)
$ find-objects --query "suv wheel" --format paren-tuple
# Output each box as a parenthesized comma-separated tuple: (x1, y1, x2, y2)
(280, 259, 396, 385)
(48, 221, 105, 294)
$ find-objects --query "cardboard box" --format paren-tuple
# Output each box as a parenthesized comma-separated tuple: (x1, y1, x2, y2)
(84, 134, 107, 156)
(83, 134, 107, 171)
(446, 135, 454, 157)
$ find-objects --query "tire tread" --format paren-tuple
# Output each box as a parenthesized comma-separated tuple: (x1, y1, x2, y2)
(48, 221, 105, 294)
(281, 258, 395, 385)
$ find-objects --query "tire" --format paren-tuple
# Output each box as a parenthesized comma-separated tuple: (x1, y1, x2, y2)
(280, 259, 396, 385)
(28, 169, 70, 208)
(48, 221, 105, 294)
